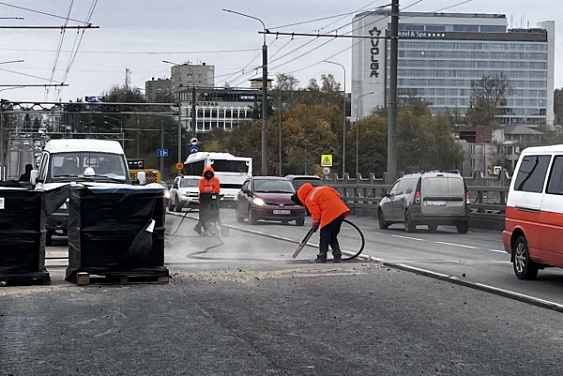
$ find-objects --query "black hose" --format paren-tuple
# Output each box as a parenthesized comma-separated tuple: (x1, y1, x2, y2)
(341, 219, 365, 261)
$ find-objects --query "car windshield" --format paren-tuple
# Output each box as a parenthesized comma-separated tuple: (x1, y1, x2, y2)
(48, 152, 128, 183)
(179, 178, 199, 188)
(254, 179, 295, 193)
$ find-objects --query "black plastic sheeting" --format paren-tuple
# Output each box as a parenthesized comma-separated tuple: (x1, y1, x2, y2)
(66, 184, 168, 280)
(0, 188, 49, 282)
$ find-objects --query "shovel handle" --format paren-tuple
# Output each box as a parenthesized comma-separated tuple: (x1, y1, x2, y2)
(292, 227, 317, 259)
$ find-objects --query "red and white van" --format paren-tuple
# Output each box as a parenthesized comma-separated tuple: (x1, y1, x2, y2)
(503, 145, 563, 279)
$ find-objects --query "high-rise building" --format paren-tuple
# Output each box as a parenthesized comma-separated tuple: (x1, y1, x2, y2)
(352, 11, 554, 127)
(145, 78, 171, 102)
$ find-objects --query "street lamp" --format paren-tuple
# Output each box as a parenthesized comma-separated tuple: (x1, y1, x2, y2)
(223, 9, 268, 175)
(324, 60, 346, 177)
(355, 92, 375, 178)
(103, 115, 123, 147)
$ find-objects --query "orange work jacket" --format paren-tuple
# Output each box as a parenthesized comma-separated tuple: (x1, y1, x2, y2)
(297, 183, 350, 229)
(198, 166, 220, 193)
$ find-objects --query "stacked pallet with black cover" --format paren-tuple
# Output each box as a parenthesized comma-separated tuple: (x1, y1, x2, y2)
(66, 184, 168, 285)
(0, 188, 50, 285)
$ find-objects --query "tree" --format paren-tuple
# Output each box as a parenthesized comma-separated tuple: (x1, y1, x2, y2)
(465, 73, 511, 127)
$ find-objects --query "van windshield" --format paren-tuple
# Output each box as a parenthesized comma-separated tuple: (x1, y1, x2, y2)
(47, 152, 129, 183)
(211, 160, 249, 173)
(422, 177, 464, 195)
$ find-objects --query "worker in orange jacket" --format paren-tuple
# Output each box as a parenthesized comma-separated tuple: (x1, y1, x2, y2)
(195, 166, 221, 235)
(296, 183, 350, 263)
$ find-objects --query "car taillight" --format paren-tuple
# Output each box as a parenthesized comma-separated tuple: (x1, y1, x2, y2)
(465, 191, 470, 205)
(414, 190, 421, 204)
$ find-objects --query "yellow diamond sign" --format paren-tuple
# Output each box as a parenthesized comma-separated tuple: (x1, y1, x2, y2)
(321, 154, 332, 167)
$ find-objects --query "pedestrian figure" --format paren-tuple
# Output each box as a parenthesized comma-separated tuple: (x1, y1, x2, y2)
(295, 183, 350, 263)
(19, 164, 33, 182)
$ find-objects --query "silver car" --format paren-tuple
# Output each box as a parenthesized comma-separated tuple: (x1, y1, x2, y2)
(169, 175, 200, 212)
(378, 171, 470, 233)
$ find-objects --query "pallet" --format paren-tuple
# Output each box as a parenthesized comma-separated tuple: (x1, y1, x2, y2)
(75, 272, 169, 286)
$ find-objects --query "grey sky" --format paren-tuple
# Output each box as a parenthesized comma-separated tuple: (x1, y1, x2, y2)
(0, 0, 559, 102)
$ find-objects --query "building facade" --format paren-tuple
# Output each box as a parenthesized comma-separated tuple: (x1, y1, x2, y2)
(145, 78, 172, 102)
(170, 63, 215, 94)
(352, 11, 555, 126)
(177, 87, 261, 133)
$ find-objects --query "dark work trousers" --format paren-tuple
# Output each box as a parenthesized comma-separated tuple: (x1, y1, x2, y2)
(318, 213, 345, 260)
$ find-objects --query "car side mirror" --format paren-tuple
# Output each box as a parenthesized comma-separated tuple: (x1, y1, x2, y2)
(30, 170, 39, 185)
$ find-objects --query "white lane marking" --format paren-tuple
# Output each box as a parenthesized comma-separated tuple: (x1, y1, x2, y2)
(489, 249, 507, 254)
(435, 241, 477, 249)
(370, 258, 563, 313)
(391, 235, 426, 242)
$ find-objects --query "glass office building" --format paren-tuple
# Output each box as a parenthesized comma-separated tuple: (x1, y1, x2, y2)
(352, 12, 554, 126)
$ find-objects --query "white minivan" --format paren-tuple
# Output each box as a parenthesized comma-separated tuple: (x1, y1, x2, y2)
(33, 139, 131, 244)
(503, 144, 563, 279)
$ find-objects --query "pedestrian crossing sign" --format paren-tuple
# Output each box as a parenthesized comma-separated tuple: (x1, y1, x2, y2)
(321, 154, 333, 167)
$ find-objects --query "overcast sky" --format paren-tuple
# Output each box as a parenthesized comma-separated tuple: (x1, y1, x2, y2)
(0, 0, 560, 102)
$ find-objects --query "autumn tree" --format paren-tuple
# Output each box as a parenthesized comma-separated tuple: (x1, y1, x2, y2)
(465, 73, 511, 127)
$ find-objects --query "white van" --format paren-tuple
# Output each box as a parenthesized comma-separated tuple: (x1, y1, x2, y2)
(33, 139, 131, 244)
(503, 144, 563, 279)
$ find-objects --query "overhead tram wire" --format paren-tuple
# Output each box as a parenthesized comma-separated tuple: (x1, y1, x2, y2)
(58, 0, 100, 100)
(46, 0, 74, 100)
(0, 1, 88, 23)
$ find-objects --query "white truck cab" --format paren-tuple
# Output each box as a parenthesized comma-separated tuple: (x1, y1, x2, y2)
(33, 139, 131, 244)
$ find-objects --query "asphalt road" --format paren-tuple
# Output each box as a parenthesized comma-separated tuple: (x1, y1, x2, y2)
(2, 208, 563, 375)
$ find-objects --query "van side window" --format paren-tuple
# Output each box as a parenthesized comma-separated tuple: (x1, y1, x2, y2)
(546, 156, 563, 195)
(514, 155, 551, 193)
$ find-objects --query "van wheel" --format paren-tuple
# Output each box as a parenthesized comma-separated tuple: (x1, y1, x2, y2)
(513, 236, 539, 280)
(404, 210, 415, 233)
(456, 221, 469, 234)
(378, 208, 389, 230)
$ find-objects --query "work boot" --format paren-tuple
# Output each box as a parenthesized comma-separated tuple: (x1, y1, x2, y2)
(315, 253, 327, 263)
(333, 255, 342, 263)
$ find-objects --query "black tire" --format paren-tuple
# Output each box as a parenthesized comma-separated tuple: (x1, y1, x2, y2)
(46, 231, 53, 246)
(281, 220, 289, 225)
(168, 199, 175, 212)
(296, 218, 305, 226)
(378, 208, 389, 230)
(428, 224, 438, 232)
(249, 209, 258, 225)
(456, 221, 469, 234)
(404, 210, 415, 233)
(513, 235, 539, 280)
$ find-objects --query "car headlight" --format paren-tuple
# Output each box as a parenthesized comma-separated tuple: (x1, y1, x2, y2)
(164, 191, 171, 199)
(252, 197, 266, 206)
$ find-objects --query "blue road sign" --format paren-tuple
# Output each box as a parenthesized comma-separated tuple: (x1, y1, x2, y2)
(189, 145, 199, 154)
(157, 148, 168, 157)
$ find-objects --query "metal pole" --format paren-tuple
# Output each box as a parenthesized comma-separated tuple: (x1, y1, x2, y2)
(178, 94, 182, 175)
(355, 92, 374, 179)
(325, 61, 346, 177)
(192, 85, 197, 138)
(262, 42, 269, 175)
(278, 91, 282, 176)
(136, 115, 139, 158)
(386, 0, 399, 184)
(160, 121, 164, 174)
(355, 121, 359, 179)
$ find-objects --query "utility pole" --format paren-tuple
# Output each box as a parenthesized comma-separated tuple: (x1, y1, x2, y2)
(223, 9, 268, 175)
(324, 60, 347, 178)
(386, 0, 399, 184)
(160, 120, 164, 174)
(191, 85, 197, 138)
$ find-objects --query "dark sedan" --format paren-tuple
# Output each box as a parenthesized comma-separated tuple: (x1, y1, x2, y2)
(236, 177, 305, 225)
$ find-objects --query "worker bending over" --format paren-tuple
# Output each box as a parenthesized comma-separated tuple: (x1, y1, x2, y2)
(295, 183, 350, 263)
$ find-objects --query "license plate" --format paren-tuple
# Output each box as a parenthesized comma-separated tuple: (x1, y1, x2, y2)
(427, 201, 446, 206)
(273, 210, 291, 215)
